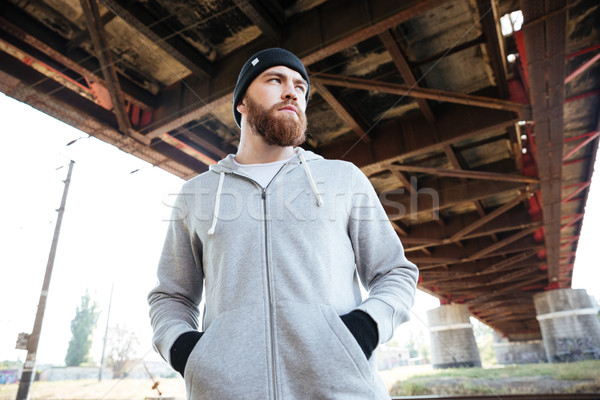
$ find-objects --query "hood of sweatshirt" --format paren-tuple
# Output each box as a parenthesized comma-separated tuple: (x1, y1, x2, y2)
(206, 147, 324, 235)
(208, 147, 323, 174)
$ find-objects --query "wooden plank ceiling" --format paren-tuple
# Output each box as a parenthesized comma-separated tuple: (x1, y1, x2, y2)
(0, 0, 598, 340)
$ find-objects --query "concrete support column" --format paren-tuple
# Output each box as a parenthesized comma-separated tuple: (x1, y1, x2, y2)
(534, 288, 600, 362)
(427, 304, 481, 368)
(492, 331, 547, 364)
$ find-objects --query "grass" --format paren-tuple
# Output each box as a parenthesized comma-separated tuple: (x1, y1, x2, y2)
(389, 360, 600, 396)
(1, 361, 599, 399)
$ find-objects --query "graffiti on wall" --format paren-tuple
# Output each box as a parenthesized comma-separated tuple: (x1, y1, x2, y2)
(554, 337, 600, 362)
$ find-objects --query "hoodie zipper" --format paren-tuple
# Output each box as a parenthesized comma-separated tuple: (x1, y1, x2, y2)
(261, 165, 287, 400)
(232, 165, 286, 399)
(262, 186, 278, 399)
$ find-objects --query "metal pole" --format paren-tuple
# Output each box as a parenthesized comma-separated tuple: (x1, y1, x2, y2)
(98, 283, 113, 381)
(16, 160, 75, 400)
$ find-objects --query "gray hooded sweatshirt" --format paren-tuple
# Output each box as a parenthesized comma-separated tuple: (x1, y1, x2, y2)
(148, 148, 418, 399)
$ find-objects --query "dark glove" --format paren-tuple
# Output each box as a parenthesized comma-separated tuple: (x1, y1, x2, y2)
(340, 310, 379, 359)
(170, 331, 203, 377)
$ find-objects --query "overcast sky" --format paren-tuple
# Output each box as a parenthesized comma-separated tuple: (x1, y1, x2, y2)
(1, 92, 598, 366)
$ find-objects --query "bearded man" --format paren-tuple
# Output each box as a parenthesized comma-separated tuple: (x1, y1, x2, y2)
(148, 48, 418, 400)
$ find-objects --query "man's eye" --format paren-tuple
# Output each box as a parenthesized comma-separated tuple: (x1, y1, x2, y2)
(296, 85, 306, 92)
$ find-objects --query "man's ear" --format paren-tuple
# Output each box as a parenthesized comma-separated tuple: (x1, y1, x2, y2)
(236, 99, 246, 115)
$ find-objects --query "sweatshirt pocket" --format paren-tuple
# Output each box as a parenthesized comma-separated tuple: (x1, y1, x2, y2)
(276, 302, 375, 399)
(184, 305, 269, 400)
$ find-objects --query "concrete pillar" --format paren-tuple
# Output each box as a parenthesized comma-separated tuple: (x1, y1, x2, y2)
(534, 288, 600, 362)
(427, 304, 481, 368)
(492, 331, 547, 364)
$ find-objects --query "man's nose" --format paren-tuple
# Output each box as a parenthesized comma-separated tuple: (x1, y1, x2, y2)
(282, 80, 298, 100)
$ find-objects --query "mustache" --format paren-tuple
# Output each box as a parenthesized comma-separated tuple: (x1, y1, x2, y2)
(273, 100, 302, 112)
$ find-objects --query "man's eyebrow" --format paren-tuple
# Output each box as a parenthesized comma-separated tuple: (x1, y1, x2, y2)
(263, 71, 308, 87)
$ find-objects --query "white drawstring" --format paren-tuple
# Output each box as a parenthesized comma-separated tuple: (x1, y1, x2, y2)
(298, 152, 323, 207)
(207, 171, 225, 235)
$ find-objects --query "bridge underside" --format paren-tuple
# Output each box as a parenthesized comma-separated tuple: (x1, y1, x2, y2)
(1, 0, 598, 340)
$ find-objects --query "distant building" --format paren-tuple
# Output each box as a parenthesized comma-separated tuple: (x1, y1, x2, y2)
(376, 345, 411, 370)
(40, 366, 113, 381)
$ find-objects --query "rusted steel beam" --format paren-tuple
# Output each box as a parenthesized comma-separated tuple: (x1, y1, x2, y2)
(561, 182, 590, 203)
(449, 191, 531, 241)
(299, 0, 450, 66)
(563, 130, 600, 161)
(312, 82, 370, 142)
(466, 225, 539, 261)
(520, 0, 568, 284)
(387, 164, 538, 184)
(158, 133, 217, 166)
(176, 127, 229, 159)
(412, 35, 487, 66)
(0, 15, 153, 110)
(476, 0, 509, 98)
(382, 179, 531, 221)
(0, 38, 97, 103)
(379, 30, 435, 124)
(389, 168, 417, 195)
(144, 92, 233, 139)
(403, 218, 539, 252)
(0, 68, 194, 179)
(311, 73, 529, 115)
(79, 0, 131, 134)
(392, 221, 409, 236)
(488, 265, 541, 285)
(565, 52, 600, 84)
(143, 0, 450, 136)
(67, 10, 116, 52)
(100, 0, 213, 79)
(233, 0, 281, 45)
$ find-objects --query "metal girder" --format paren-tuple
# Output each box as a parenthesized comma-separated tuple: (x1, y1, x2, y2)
(311, 73, 528, 114)
(298, 0, 451, 66)
(141, 0, 450, 137)
(79, 0, 131, 134)
(476, 0, 509, 98)
(233, 0, 281, 44)
(144, 92, 233, 139)
(387, 165, 538, 184)
(449, 191, 531, 241)
(379, 29, 436, 124)
(389, 169, 417, 195)
(0, 9, 154, 109)
(312, 81, 370, 142)
(326, 104, 519, 171)
(382, 178, 531, 221)
(100, 0, 214, 79)
(0, 68, 193, 179)
(67, 10, 116, 52)
(177, 127, 229, 159)
(520, 0, 568, 284)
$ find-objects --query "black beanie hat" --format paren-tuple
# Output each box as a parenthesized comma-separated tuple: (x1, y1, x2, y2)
(233, 48, 310, 127)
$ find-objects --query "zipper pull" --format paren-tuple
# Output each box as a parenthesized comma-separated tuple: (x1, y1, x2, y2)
(262, 189, 266, 200)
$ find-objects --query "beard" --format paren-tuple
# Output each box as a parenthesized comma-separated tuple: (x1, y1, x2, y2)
(244, 95, 307, 147)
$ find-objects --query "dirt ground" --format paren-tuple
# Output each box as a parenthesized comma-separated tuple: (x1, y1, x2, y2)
(1, 365, 598, 399)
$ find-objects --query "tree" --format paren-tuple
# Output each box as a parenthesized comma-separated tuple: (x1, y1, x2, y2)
(65, 291, 100, 366)
(106, 324, 140, 378)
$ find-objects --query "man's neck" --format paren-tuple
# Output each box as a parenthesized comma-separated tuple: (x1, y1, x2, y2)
(235, 130, 296, 164)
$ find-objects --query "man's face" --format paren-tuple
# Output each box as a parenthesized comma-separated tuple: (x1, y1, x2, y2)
(238, 66, 308, 147)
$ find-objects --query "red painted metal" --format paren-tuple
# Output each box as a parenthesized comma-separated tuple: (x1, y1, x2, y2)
(561, 182, 590, 203)
(565, 52, 600, 83)
(563, 130, 600, 161)
(566, 43, 600, 59)
(565, 89, 600, 103)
